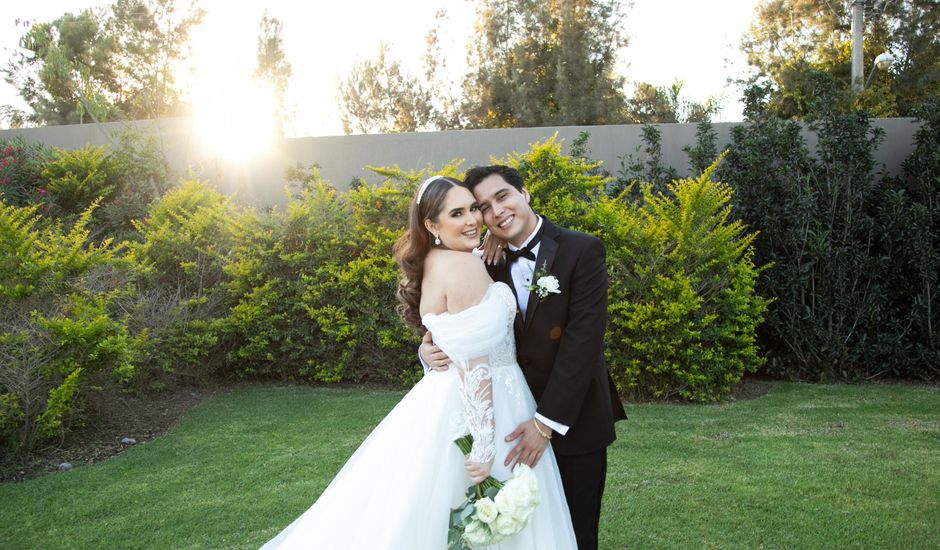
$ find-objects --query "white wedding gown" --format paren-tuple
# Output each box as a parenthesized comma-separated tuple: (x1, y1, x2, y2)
(261, 282, 577, 549)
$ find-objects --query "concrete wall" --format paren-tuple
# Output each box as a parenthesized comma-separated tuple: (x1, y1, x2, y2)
(1, 116, 921, 206)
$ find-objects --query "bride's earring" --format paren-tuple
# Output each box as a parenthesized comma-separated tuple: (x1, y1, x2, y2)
(434, 235, 441, 246)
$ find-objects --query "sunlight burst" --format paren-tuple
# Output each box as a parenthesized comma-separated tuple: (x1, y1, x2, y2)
(192, 78, 277, 161)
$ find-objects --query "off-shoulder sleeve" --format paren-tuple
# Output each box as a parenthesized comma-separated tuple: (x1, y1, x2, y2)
(422, 284, 516, 464)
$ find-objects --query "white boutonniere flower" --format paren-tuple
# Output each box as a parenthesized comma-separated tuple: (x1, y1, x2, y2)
(525, 263, 561, 300)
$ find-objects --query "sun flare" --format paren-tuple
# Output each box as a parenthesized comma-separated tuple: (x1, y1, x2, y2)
(192, 77, 277, 161)
(185, 6, 278, 160)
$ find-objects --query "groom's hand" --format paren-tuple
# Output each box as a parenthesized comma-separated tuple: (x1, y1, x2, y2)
(504, 419, 551, 468)
(420, 331, 452, 372)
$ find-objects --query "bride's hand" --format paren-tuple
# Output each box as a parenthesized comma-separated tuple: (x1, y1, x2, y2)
(464, 457, 493, 484)
(479, 231, 507, 266)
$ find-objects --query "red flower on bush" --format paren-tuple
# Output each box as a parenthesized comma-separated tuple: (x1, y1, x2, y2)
(37, 188, 47, 196)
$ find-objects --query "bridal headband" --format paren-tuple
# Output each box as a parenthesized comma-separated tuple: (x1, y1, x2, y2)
(416, 175, 448, 205)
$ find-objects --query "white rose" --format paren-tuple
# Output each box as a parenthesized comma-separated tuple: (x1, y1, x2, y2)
(494, 486, 520, 517)
(493, 512, 524, 537)
(463, 519, 490, 546)
(474, 497, 499, 524)
(495, 467, 538, 517)
(538, 276, 560, 294)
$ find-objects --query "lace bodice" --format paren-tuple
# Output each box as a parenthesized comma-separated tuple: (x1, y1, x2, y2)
(422, 282, 519, 463)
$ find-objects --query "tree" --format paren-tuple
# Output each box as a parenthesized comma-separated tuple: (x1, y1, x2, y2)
(742, 0, 940, 118)
(253, 10, 293, 134)
(422, 10, 463, 130)
(461, 0, 630, 128)
(107, 0, 205, 119)
(3, 0, 204, 125)
(3, 10, 120, 125)
(625, 80, 719, 124)
(338, 43, 433, 134)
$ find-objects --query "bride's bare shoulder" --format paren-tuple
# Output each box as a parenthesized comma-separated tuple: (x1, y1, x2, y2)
(424, 249, 488, 277)
(424, 251, 490, 313)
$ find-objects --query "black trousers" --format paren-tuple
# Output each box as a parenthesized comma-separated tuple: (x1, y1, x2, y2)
(555, 448, 608, 550)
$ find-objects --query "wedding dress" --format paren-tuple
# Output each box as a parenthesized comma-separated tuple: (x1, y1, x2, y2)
(261, 282, 577, 549)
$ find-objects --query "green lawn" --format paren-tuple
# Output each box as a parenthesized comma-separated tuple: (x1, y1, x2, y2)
(1, 383, 937, 549)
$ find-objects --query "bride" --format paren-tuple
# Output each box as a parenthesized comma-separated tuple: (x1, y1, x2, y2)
(260, 176, 577, 549)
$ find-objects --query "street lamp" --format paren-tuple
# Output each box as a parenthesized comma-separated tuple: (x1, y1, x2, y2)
(864, 52, 895, 88)
(851, 1, 895, 92)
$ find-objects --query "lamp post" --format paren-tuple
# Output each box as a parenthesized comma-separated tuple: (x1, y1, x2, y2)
(851, 0, 865, 93)
(864, 52, 895, 88)
(851, 1, 895, 93)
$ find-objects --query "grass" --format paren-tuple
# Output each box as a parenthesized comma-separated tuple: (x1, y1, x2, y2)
(1, 383, 937, 549)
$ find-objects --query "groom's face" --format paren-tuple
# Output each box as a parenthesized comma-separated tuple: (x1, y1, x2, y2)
(472, 174, 537, 247)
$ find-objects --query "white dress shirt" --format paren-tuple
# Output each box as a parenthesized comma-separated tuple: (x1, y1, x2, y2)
(506, 216, 542, 319)
(507, 217, 569, 437)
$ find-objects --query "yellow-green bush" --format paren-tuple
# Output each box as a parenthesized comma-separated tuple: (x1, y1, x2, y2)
(40, 145, 118, 217)
(0, 201, 134, 453)
(124, 179, 239, 382)
(503, 138, 770, 401)
(220, 164, 461, 385)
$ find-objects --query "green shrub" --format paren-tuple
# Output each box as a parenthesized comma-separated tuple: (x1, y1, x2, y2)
(97, 128, 173, 241)
(40, 145, 118, 218)
(606, 163, 770, 401)
(498, 138, 769, 401)
(874, 97, 940, 379)
(222, 176, 356, 381)
(125, 179, 238, 382)
(0, 137, 49, 207)
(0, 201, 133, 454)
(130, 178, 237, 294)
(717, 80, 923, 381)
(608, 124, 679, 201)
(220, 164, 458, 385)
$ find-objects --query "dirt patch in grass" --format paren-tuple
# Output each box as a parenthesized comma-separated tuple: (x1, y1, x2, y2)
(0, 383, 225, 483)
(730, 376, 775, 401)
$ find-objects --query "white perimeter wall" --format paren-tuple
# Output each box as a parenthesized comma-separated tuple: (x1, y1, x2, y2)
(1, 117, 920, 207)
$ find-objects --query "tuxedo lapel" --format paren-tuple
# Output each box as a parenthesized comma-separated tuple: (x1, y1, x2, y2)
(523, 222, 559, 331)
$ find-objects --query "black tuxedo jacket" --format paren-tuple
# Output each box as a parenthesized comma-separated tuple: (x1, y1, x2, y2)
(488, 219, 627, 457)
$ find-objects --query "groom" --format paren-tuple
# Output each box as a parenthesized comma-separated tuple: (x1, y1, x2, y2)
(421, 164, 627, 550)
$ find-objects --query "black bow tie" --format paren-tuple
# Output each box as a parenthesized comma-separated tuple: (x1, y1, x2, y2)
(505, 225, 544, 263)
(505, 246, 536, 263)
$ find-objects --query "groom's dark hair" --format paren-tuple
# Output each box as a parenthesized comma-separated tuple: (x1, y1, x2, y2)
(463, 165, 525, 193)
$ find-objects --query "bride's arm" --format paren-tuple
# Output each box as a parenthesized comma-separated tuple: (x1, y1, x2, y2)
(443, 253, 497, 482)
(456, 356, 495, 483)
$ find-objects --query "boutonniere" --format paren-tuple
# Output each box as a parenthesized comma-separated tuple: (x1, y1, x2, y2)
(525, 262, 560, 300)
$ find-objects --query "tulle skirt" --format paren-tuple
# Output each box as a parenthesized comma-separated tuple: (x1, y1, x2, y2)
(260, 366, 577, 549)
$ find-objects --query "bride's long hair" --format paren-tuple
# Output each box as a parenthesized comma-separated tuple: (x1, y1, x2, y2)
(393, 176, 462, 331)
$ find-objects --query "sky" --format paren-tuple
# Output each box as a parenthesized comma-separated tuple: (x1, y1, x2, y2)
(1, 0, 762, 137)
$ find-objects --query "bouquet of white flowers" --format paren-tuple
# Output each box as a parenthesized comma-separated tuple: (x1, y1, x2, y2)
(448, 435, 541, 550)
